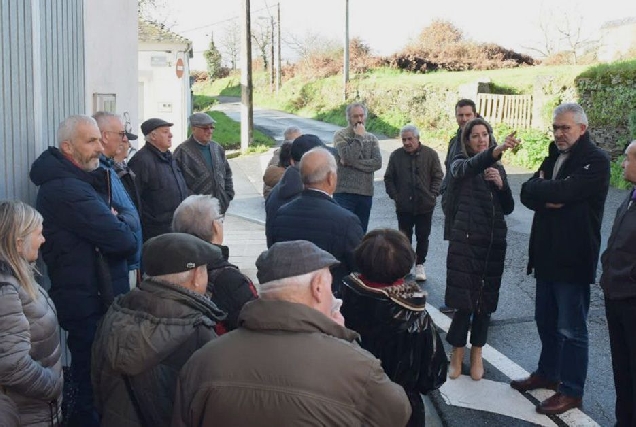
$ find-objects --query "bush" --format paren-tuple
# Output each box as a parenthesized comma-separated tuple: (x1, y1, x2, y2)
(194, 111, 275, 151)
(493, 124, 550, 171)
(192, 95, 218, 112)
(610, 156, 631, 190)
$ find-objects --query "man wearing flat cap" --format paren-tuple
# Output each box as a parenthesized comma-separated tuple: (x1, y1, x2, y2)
(172, 240, 411, 427)
(92, 233, 226, 427)
(128, 118, 189, 242)
(174, 113, 235, 214)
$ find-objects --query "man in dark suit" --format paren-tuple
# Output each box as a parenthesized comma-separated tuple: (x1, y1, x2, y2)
(268, 147, 364, 293)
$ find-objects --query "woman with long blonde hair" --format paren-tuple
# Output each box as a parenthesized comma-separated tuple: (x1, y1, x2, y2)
(0, 201, 63, 426)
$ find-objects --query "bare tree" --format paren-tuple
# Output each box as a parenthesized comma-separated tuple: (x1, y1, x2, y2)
(523, 5, 559, 58)
(251, 19, 272, 71)
(219, 23, 240, 70)
(284, 30, 341, 62)
(138, 0, 176, 28)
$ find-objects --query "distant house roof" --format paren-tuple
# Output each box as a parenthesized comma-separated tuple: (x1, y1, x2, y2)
(138, 19, 192, 47)
(601, 17, 636, 30)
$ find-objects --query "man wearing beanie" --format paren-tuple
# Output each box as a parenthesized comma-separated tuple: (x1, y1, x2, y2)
(92, 233, 226, 427)
(172, 240, 410, 427)
(174, 113, 235, 214)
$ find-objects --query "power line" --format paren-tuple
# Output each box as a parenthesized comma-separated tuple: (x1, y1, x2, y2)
(178, 5, 273, 34)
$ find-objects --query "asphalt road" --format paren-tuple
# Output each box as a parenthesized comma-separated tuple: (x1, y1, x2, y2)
(217, 98, 627, 427)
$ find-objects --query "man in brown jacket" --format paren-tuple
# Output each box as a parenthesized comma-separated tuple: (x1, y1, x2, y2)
(172, 240, 411, 427)
(384, 124, 444, 281)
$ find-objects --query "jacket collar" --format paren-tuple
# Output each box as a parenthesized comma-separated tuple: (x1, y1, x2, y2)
(144, 142, 173, 163)
(239, 299, 359, 342)
(549, 131, 593, 158)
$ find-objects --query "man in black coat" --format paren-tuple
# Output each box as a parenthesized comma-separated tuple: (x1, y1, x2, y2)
(512, 103, 610, 415)
(599, 140, 636, 427)
(128, 118, 189, 242)
(268, 147, 364, 293)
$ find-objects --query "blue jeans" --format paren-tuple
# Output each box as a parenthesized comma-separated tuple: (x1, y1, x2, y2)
(535, 279, 590, 398)
(333, 193, 372, 232)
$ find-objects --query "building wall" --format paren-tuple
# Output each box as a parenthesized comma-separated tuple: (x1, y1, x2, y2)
(138, 44, 192, 145)
(0, 0, 85, 203)
(84, 0, 138, 137)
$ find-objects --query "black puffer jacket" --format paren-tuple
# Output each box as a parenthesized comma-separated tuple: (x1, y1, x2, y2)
(444, 145, 514, 314)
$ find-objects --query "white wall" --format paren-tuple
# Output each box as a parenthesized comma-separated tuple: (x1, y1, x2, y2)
(84, 0, 138, 139)
(138, 45, 192, 146)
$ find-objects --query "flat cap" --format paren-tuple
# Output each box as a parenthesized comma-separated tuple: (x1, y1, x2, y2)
(190, 112, 216, 127)
(141, 117, 173, 136)
(256, 240, 340, 284)
(126, 131, 138, 141)
(291, 134, 325, 161)
(143, 232, 222, 276)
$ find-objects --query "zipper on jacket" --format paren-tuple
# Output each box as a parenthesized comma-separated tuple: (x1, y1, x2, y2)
(478, 191, 497, 314)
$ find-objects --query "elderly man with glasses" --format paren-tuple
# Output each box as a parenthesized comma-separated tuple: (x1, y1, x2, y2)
(174, 112, 235, 214)
(93, 111, 143, 286)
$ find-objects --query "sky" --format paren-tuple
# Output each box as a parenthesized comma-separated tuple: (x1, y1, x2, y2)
(156, 0, 636, 71)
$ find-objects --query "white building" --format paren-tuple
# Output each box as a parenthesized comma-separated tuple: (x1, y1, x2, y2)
(138, 20, 193, 145)
(0, 0, 138, 203)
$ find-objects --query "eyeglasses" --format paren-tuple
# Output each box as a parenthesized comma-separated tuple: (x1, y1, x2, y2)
(215, 215, 225, 224)
(195, 126, 215, 131)
(104, 130, 127, 140)
(552, 125, 573, 133)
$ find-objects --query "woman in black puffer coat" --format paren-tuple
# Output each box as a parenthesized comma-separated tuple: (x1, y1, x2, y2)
(444, 118, 518, 381)
(0, 201, 63, 426)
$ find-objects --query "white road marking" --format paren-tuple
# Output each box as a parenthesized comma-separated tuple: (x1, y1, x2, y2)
(427, 304, 600, 426)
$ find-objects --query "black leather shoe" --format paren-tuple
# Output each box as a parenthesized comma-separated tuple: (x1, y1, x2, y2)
(510, 373, 558, 392)
(536, 393, 582, 415)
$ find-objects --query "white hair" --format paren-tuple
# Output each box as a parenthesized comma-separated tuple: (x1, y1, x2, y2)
(259, 270, 318, 296)
(300, 147, 337, 186)
(57, 115, 98, 145)
(401, 124, 420, 138)
(553, 103, 588, 126)
(146, 269, 194, 286)
(172, 195, 221, 242)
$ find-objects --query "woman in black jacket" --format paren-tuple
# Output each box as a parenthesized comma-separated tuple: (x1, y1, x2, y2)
(444, 118, 518, 381)
(341, 229, 447, 427)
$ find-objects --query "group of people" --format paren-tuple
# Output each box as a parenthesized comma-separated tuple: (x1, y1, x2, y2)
(0, 97, 634, 427)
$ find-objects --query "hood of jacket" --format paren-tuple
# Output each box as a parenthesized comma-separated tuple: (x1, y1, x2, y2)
(30, 147, 109, 193)
(276, 165, 303, 199)
(239, 298, 359, 342)
(101, 278, 225, 375)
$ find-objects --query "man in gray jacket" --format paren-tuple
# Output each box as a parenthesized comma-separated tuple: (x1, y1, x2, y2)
(172, 240, 411, 427)
(333, 103, 382, 232)
(174, 113, 234, 213)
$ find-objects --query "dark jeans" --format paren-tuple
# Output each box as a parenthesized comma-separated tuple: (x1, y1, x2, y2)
(397, 211, 433, 265)
(406, 389, 425, 427)
(605, 297, 636, 427)
(446, 310, 490, 347)
(535, 279, 590, 398)
(64, 315, 101, 427)
(333, 193, 372, 232)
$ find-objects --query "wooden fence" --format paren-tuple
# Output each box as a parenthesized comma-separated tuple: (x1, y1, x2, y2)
(477, 94, 533, 129)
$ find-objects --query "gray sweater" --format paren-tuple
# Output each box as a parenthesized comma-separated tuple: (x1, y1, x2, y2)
(333, 127, 382, 196)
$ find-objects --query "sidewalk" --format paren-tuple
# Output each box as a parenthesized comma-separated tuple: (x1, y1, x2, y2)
(223, 151, 444, 427)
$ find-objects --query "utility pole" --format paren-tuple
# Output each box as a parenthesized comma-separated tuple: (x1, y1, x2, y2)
(343, 0, 349, 100)
(240, 0, 253, 153)
(276, 2, 281, 93)
(270, 16, 275, 92)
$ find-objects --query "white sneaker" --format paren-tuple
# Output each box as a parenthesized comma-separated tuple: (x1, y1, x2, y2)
(414, 264, 426, 281)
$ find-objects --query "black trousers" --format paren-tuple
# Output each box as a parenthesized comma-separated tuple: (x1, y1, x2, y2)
(605, 297, 636, 427)
(446, 310, 491, 347)
(406, 389, 425, 427)
(397, 211, 433, 265)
